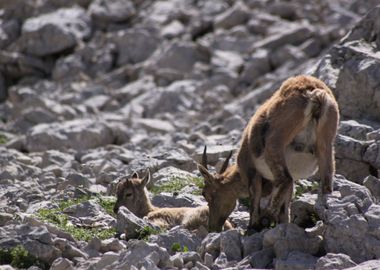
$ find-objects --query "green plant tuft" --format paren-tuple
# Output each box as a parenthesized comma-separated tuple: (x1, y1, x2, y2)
(151, 176, 204, 195)
(137, 226, 163, 241)
(35, 196, 116, 242)
(171, 242, 189, 253)
(0, 245, 48, 270)
(0, 134, 8, 144)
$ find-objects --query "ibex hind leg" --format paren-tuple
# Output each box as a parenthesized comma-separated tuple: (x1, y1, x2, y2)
(315, 100, 339, 194)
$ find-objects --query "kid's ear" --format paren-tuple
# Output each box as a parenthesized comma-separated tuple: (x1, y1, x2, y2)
(141, 169, 151, 187)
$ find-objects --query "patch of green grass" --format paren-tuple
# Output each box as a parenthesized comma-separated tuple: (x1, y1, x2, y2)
(0, 245, 48, 270)
(0, 134, 8, 144)
(151, 176, 204, 195)
(171, 242, 189, 253)
(35, 196, 116, 242)
(137, 226, 163, 241)
(97, 196, 116, 217)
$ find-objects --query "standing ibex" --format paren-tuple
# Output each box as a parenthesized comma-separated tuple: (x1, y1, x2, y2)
(113, 170, 233, 230)
(198, 75, 339, 232)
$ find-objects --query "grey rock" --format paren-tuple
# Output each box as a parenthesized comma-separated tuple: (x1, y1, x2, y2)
(105, 240, 172, 269)
(339, 120, 374, 141)
(275, 251, 318, 270)
(220, 229, 242, 261)
(93, 252, 119, 270)
(0, 19, 20, 50)
(240, 49, 271, 85)
(315, 176, 380, 262)
(0, 213, 13, 226)
(24, 239, 62, 264)
(135, 118, 175, 134)
(252, 23, 314, 50)
(100, 238, 126, 253)
(211, 50, 244, 76)
(50, 257, 75, 270)
(89, 0, 136, 24)
(161, 20, 185, 39)
(250, 248, 275, 269)
(19, 7, 91, 56)
(171, 253, 184, 268)
(63, 173, 90, 188)
(267, 2, 298, 20)
(335, 158, 371, 185)
(313, 7, 380, 122)
(291, 194, 318, 228)
(193, 145, 237, 167)
(54, 238, 88, 260)
(334, 176, 373, 202)
(242, 233, 263, 257)
(315, 253, 357, 270)
(0, 50, 51, 79)
(199, 233, 221, 259)
(151, 193, 204, 208)
(147, 41, 210, 79)
(263, 223, 322, 259)
(270, 45, 307, 68)
(112, 27, 160, 66)
(203, 252, 214, 268)
(116, 206, 155, 238)
(345, 260, 380, 270)
(151, 166, 197, 187)
(25, 119, 114, 152)
(63, 200, 103, 218)
(363, 175, 380, 201)
(194, 261, 210, 270)
(335, 134, 370, 162)
(367, 128, 380, 141)
(363, 141, 380, 169)
(149, 228, 202, 255)
(214, 1, 250, 30)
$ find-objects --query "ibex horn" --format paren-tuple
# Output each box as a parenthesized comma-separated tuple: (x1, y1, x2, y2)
(201, 145, 208, 169)
(219, 150, 233, 174)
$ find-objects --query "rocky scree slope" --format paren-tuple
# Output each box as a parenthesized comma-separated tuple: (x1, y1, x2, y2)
(1, 0, 380, 269)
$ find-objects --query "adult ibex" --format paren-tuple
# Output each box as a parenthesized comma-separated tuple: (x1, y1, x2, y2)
(113, 170, 233, 230)
(199, 75, 339, 232)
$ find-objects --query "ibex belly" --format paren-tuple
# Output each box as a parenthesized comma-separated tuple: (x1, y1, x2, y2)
(253, 120, 318, 181)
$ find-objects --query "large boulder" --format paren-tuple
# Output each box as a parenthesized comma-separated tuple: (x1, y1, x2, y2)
(18, 7, 91, 56)
(313, 6, 380, 122)
(25, 119, 114, 152)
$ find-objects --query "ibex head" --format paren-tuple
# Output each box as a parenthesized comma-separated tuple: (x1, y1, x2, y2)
(197, 146, 236, 232)
(113, 169, 151, 216)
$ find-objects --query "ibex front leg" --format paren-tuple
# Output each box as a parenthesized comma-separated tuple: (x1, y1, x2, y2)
(248, 172, 263, 230)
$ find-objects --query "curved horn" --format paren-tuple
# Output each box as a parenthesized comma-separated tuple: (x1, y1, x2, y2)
(219, 150, 233, 174)
(201, 145, 208, 169)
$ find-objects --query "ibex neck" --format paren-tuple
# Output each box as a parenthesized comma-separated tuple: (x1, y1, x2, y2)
(140, 190, 158, 217)
(224, 165, 250, 199)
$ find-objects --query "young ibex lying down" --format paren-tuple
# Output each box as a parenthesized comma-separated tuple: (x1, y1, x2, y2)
(113, 170, 233, 231)
(199, 75, 339, 232)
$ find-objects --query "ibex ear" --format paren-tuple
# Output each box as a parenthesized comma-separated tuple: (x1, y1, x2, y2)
(131, 171, 139, 179)
(141, 169, 151, 187)
(198, 164, 217, 186)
